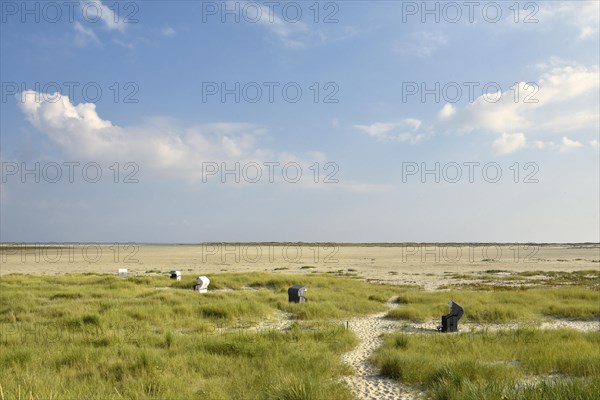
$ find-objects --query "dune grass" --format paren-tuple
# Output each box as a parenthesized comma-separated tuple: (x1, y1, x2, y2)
(1, 323, 357, 400)
(168, 272, 401, 320)
(445, 270, 599, 289)
(387, 276, 599, 323)
(0, 272, 403, 399)
(2, 270, 598, 399)
(375, 270, 599, 399)
(371, 328, 600, 400)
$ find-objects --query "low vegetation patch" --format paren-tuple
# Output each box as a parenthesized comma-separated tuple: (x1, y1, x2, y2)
(371, 328, 600, 400)
(446, 270, 599, 289)
(0, 272, 399, 399)
(378, 271, 599, 399)
(386, 285, 599, 323)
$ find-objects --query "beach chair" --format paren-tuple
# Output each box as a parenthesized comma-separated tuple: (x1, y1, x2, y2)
(437, 301, 464, 332)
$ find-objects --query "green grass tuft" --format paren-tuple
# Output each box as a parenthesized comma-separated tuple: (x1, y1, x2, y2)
(0, 272, 389, 399)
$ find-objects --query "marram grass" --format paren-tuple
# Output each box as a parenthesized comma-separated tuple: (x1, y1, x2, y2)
(372, 326, 600, 399)
(386, 285, 599, 323)
(0, 272, 399, 400)
(1, 271, 598, 399)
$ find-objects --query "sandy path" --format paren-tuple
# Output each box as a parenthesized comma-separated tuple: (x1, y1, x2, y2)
(342, 301, 423, 400)
(338, 302, 598, 400)
(398, 319, 600, 333)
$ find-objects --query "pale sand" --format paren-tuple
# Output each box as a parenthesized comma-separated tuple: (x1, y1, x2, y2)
(1, 244, 598, 291)
(342, 300, 423, 400)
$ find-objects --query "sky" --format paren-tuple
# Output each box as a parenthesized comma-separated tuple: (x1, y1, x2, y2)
(0, 0, 599, 243)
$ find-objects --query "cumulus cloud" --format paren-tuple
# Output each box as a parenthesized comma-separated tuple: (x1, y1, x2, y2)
(353, 119, 428, 144)
(493, 133, 527, 155)
(439, 63, 599, 142)
(537, 65, 600, 104)
(540, 109, 600, 133)
(590, 140, 600, 149)
(435, 61, 599, 154)
(440, 86, 526, 134)
(17, 91, 326, 183)
(559, 136, 583, 151)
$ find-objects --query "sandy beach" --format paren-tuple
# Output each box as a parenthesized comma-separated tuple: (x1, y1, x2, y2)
(2, 244, 598, 290)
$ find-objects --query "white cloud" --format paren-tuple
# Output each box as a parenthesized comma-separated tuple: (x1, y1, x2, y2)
(353, 119, 428, 144)
(590, 140, 600, 149)
(74, 21, 101, 47)
(537, 1, 599, 40)
(221, 1, 358, 48)
(112, 38, 136, 50)
(524, 136, 589, 153)
(353, 122, 397, 138)
(440, 63, 599, 135)
(161, 26, 176, 37)
(438, 103, 456, 120)
(403, 118, 422, 130)
(560, 136, 582, 152)
(578, 26, 596, 40)
(526, 137, 583, 153)
(18, 91, 382, 190)
(397, 132, 427, 144)
(15, 92, 270, 176)
(71, 1, 131, 48)
(540, 108, 600, 132)
(493, 133, 527, 155)
(531, 140, 549, 150)
(537, 65, 600, 104)
(82, 0, 127, 32)
(227, 0, 311, 48)
(534, 56, 572, 71)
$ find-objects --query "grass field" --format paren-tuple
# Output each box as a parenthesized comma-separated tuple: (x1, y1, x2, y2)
(1, 268, 598, 399)
(372, 269, 600, 400)
(371, 328, 600, 400)
(0, 273, 399, 399)
(386, 282, 599, 323)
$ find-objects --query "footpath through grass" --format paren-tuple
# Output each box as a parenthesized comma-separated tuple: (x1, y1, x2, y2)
(2, 271, 598, 399)
(371, 328, 600, 400)
(373, 269, 600, 400)
(0, 272, 398, 400)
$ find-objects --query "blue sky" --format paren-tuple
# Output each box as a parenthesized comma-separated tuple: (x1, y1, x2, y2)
(1, 0, 599, 243)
